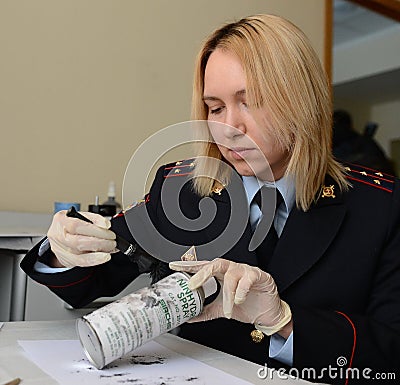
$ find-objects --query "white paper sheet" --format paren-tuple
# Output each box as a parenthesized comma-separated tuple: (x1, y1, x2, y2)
(0, 366, 14, 384)
(19, 339, 252, 385)
(0, 323, 14, 385)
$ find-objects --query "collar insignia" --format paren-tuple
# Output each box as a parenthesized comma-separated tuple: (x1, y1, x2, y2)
(321, 185, 335, 198)
(212, 182, 225, 195)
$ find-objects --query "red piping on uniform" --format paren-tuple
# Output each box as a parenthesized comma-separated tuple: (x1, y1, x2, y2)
(348, 164, 395, 180)
(348, 169, 394, 184)
(164, 165, 193, 170)
(46, 270, 94, 288)
(347, 176, 392, 193)
(336, 311, 357, 385)
(164, 172, 193, 178)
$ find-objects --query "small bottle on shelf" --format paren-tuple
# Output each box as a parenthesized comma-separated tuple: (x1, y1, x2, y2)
(102, 181, 122, 211)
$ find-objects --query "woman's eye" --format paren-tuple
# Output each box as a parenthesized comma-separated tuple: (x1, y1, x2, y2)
(209, 106, 224, 115)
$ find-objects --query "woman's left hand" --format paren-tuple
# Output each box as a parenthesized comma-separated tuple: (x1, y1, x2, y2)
(169, 258, 292, 336)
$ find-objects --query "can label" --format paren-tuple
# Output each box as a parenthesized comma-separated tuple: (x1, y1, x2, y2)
(78, 272, 203, 368)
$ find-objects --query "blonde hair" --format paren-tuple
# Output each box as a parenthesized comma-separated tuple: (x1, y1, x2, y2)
(191, 14, 349, 211)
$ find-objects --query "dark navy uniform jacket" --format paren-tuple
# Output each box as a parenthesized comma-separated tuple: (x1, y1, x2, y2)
(21, 161, 400, 384)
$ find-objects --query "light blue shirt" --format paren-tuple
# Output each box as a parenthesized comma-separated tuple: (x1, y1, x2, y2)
(242, 175, 295, 237)
(35, 239, 70, 273)
(242, 175, 295, 367)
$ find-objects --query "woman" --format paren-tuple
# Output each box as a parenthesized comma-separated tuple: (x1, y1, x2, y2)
(22, 15, 400, 384)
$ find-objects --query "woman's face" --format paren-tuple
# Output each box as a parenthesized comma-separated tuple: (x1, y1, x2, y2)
(203, 48, 290, 181)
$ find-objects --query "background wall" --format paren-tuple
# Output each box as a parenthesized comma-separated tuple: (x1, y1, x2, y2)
(333, 3, 400, 176)
(0, 0, 326, 213)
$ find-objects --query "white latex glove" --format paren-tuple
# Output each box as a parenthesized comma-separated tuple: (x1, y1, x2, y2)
(47, 210, 117, 268)
(169, 258, 292, 335)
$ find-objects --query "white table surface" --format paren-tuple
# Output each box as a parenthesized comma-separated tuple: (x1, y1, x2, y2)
(0, 320, 317, 385)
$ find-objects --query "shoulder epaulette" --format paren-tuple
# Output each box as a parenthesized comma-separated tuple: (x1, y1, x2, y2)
(163, 159, 195, 178)
(113, 194, 150, 218)
(344, 164, 395, 193)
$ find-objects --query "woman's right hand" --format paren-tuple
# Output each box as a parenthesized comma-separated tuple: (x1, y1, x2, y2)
(47, 210, 117, 268)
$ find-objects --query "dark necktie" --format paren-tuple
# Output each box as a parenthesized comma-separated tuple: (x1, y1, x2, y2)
(253, 186, 284, 270)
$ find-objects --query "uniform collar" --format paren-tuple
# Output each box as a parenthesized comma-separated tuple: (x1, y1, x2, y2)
(242, 174, 296, 214)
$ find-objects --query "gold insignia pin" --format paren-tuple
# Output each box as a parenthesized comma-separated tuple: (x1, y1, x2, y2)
(345, 167, 351, 171)
(189, 162, 195, 168)
(321, 185, 335, 198)
(175, 161, 182, 165)
(212, 187, 223, 195)
(212, 182, 225, 195)
(250, 329, 264, 343)
(174, 168, 181, 174)
(373, 179, 381, 185)
(375, 172, 383, 177)
(360, 171, 367, 176)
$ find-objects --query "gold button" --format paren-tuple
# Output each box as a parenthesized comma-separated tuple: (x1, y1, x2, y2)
(250, 329, 264, 343)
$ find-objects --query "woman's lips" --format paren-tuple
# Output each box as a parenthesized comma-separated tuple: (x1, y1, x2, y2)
(229, 147, 254, 160)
